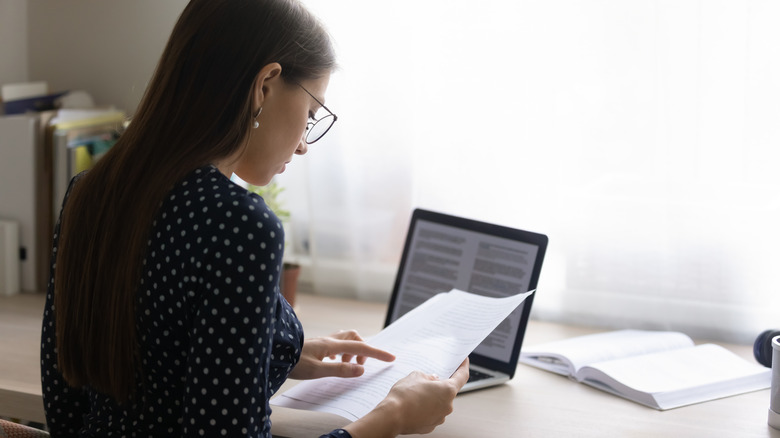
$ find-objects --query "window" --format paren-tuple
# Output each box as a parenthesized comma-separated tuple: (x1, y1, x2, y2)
(280, 0, 780, 343)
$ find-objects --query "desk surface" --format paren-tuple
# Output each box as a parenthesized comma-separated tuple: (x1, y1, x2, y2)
(0, 292, 46, 424)
(2, 292, 778, 437)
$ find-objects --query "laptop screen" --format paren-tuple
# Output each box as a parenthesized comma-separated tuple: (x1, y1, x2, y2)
(384, 209, 548, 376)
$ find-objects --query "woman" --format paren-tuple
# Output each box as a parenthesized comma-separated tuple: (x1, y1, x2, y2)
(40, 0, 468, 436)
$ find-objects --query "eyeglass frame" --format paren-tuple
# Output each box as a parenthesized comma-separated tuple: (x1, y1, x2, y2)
(294, 81, 338, 144)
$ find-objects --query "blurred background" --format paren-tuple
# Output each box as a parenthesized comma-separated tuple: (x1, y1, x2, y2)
(1, 0, 779, 343)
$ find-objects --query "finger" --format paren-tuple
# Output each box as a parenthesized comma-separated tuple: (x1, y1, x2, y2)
(448, 358, 470, 388)
(327, 340, 395, 363)
(343, 355, 369, 365)
(331, 329, 364, 342)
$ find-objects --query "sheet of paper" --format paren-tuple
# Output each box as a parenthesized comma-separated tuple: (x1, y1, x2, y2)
(271, 288, 534, 421)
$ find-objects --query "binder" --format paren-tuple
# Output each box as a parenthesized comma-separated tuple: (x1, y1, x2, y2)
(47, 110, 125, 224)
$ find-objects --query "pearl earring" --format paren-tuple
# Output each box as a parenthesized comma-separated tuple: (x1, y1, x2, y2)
(252, 107, 263, 129)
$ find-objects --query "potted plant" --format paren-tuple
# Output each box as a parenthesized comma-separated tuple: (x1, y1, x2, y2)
(246, 180, 301, 307)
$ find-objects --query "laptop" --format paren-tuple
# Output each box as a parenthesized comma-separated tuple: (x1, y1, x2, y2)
(384, 208, 548, 392)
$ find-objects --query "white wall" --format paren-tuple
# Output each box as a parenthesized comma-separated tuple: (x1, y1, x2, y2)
(26, 0, 188, 115)
(0, 0, 28, 87)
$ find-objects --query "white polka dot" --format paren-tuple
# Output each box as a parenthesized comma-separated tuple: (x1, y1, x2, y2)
(42, 165, 304, 436)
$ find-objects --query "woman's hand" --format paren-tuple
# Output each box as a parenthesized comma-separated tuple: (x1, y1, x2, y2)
(344, 358, 470, 437)
(289, 330, 395, 380)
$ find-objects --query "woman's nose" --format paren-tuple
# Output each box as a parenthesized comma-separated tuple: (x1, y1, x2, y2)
(296, 138, 309, 155)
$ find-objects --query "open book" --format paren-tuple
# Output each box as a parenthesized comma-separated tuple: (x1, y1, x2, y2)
(519, 330, 771, 410)
(272, 289, 534, 421)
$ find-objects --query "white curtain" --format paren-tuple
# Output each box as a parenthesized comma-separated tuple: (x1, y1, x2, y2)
(276, 0, 780, 343)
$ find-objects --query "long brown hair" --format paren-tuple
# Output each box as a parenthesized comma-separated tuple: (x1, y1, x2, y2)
(54, 0, 336, 403)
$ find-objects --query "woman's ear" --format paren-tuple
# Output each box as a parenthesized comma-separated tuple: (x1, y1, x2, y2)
(252, 62, 283, 110)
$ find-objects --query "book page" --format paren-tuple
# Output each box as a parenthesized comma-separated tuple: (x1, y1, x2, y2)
(520, 330, 694, 377)
(582, 343, 769, 394)
(271, 289, 534, 421)
(579, 343, 771, 409)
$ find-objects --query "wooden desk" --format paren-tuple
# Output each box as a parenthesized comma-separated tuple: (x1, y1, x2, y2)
(0, 292, 46, 423)
(276, 295, 780, 438)
(2, 292, 779, 437)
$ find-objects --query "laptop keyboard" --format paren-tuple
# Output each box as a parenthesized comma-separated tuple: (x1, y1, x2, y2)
(467, 368, 493, 383)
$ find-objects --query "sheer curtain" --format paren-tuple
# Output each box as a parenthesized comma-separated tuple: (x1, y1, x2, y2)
(277, 0, 780, 343)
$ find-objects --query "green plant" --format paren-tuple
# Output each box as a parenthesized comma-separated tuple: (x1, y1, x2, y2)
(246, 181, 290, 223)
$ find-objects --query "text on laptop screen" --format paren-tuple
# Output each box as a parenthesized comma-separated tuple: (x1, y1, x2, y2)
(388, 218, 540, 363)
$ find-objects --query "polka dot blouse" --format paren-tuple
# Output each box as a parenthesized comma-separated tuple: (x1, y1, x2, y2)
(41, 166, 352, 438)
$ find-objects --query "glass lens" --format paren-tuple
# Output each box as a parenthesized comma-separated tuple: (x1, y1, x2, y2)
(306, 114, 336, 144)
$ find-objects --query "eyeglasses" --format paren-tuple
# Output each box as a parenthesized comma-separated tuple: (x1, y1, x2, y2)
(296, 82, 338, 144)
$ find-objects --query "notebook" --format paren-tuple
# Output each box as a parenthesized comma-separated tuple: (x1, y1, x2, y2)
(384, 208, 548, 392)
